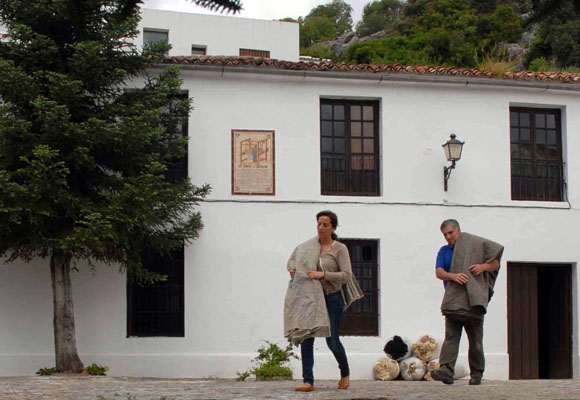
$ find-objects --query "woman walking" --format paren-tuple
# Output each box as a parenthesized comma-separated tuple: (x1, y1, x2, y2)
(283, 210, 355, 392)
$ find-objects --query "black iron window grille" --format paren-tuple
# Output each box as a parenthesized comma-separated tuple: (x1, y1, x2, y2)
(340, 239, 379, 336)
(126, 92, 188, 337)
(510, 107, 564, 202)
(321, 100, 380, 196)
(127, 246, 185, 337)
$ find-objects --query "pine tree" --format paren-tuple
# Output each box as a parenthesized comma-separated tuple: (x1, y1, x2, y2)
(0, 0, 231, 372)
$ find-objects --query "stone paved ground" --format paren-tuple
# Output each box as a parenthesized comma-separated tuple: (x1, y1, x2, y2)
(1, 376, 580, 400)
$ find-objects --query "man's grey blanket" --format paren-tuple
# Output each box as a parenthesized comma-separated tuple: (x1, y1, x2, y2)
(441, 232, 504, 320)
(284, 237, 330, 345)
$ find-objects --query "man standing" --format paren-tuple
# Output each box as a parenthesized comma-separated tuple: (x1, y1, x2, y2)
(431, 219, 504, 385)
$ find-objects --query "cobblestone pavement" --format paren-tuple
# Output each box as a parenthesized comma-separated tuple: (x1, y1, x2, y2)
(1, 376, 580, 400)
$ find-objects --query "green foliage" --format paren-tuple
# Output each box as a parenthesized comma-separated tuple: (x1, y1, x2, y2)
(296, 0, 353, 49)
(528, 57, 552, 72)
(528, 57, 580, 73)
(300, 15, 337, 48)
(85, 363, 109, 375)
(345, 0, 523, 67)
(526, 18, 580, 69)
(344, 36, 430, 64)
(356, 0, 405, 37)
(301, 44, 333, 60)
(236, 341, 298, 381)
(254, 364, 293, 380)
(307, 0, 353, 36)
(36, 367, 57, 376)
(236, 370, 252, 381)
(0, 0, 210, 277)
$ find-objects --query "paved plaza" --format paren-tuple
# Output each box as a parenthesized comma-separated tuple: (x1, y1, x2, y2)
(0, 376, 579, 400)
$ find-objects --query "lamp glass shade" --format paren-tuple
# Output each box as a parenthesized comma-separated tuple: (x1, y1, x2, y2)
(442, 134, 464, 161)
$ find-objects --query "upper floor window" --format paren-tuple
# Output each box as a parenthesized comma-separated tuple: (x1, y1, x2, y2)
(143, 29, 168, 45)
(510, 107, 564, 201)
(191, 45, 207, 55)
(239, 48, 270, 58)
(341, 239, 379, 336)
(320, 99, 380, 196)
(126, 92, 189, 337)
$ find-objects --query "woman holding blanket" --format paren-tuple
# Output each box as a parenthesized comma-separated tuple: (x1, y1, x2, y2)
(283, 210, 360, 392)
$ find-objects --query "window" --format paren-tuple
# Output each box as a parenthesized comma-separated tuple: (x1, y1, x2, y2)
(191, 45, 206, 55)
(162, 92, 189, 182)
(126, 92, 189, 337)
(341, 239, 379, 336)
(143, 29, 168, 45)
(127, 246, 184, 337)
(510, 107, 564, 201)
(320, 100, 380, 196)
(239, 48, 270, 58)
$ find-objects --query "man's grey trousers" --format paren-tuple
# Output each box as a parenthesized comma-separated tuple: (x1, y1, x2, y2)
(439, 315, 485, 378)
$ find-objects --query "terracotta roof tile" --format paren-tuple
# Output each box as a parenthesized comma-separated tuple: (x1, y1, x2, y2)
(163, 55, 580, 85)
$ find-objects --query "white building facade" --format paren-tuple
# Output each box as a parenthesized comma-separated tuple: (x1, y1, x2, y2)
(136, 8, 299, 61)
(1, 10, 580, 381)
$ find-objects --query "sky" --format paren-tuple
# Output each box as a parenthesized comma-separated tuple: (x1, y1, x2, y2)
(140, 0, 369, 25)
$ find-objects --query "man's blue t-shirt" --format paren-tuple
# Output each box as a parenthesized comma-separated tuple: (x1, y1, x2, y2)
(436, 245, 454, 288)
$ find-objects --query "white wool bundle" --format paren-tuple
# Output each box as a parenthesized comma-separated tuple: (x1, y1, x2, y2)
(412, 335, 441, 364)
(453, 359, 469, 379)
(372, 357, 400, 381)
(424, 358, 440, 381)
(399, 357, 425, 381)
(423, 357, 469, 380)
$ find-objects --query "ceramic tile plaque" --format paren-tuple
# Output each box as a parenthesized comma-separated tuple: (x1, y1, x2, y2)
(231, 130, 275, 195)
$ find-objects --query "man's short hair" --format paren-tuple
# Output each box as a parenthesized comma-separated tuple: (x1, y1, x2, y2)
(441, 219, 460, 231)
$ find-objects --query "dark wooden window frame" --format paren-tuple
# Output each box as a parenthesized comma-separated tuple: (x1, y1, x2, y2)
(239, 48, 270, 58)
(320, 99, 381, 196)
(191, 45, 207, 55)
(126, 91, 189, 337)
(510, 107, 565, 201)
(340, 239, 380, 336)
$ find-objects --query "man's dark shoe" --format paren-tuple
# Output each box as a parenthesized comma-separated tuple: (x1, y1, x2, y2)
(430, 368, 454, 385)
(469, 376, 482, 385)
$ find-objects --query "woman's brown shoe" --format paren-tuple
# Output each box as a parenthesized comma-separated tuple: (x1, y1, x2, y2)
(295, 383, 314, 392)
(338, 376, 350, 389)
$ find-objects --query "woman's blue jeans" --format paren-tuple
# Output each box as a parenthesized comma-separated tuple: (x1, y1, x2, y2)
(300, 292, 350, 384)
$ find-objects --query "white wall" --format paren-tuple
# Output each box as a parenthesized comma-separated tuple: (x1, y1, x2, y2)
(1, 69, 579, 380)
(136, 9, 299, 61)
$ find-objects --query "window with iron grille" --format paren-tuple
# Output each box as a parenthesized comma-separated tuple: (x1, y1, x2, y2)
(510, 107, 565, 201)
(340, 239, 379, 336)
(127, 246, 184, 337)
(239, 48, 270, 58)
(320, 100, 380, 196)
(126, 92, 188, 337)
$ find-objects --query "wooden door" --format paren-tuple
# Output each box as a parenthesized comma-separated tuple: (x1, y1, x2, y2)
(508, 263, 539, 379)
(508, 263, 573, 379)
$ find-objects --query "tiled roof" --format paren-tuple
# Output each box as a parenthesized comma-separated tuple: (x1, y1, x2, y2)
(163, 55, 580, 84)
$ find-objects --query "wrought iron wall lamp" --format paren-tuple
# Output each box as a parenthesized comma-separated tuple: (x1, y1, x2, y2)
(442, 134, 465, 191)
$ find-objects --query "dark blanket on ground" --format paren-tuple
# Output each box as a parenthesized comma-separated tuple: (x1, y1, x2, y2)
(441, 232, 504, 320)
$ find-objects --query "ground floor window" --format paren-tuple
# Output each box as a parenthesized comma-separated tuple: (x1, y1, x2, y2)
(127, 246, 184, 337)
(340, 239, 379, 336)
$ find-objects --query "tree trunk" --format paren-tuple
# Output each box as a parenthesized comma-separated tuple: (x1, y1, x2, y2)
(50, 252, 84, 373)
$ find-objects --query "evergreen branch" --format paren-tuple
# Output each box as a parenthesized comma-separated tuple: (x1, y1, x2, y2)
(192, 0, 242, 14)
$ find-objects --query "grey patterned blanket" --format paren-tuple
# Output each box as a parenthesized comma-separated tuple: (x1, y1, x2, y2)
(283, 237, 330, 345)
(441, 232, 504, 319)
